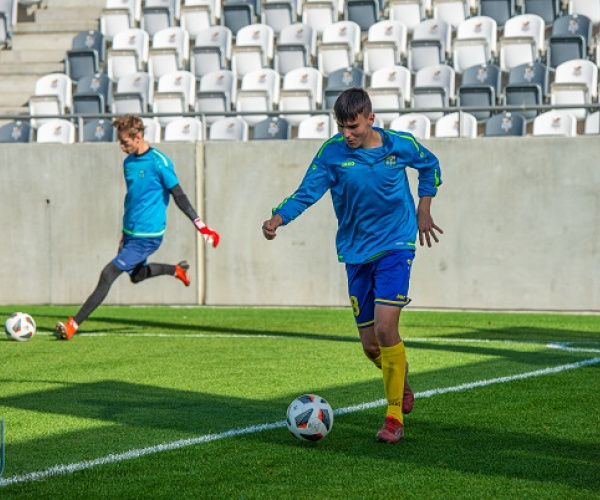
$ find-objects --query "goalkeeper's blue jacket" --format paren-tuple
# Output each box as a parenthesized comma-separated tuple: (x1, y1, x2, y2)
(273, 128, 442, 264)
(122, 148, 180, 238)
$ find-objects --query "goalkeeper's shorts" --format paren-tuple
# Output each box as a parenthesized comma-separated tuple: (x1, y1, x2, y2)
(345, 249, 415, 329)
(113, 235, 163, 272)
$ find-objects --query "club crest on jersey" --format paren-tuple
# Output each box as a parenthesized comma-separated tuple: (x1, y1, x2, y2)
(385, 155, 397, 167)
(139, 170, 145, 178)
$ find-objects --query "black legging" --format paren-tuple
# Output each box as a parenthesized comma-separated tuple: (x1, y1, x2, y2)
(74, 262, 175, 325)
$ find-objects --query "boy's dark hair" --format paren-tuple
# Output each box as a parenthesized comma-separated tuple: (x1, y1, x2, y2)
(333, 87, 372, 123)
(113, 115, 145, 138)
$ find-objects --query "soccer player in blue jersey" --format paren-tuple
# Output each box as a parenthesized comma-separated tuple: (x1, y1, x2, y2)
(56, 115, 220, 340)
(262, 88, 443, 443)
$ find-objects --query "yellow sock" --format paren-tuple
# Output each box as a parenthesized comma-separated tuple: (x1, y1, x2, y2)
(380, 342, 406, 423)
(369, 354, 382, 369)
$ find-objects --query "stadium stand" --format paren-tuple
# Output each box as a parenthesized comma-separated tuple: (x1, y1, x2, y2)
(3, 0, 600, 141)
(389, 112, 431, 138)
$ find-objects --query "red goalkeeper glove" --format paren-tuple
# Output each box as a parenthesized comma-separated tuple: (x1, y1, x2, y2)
(194, 218, 220, 248)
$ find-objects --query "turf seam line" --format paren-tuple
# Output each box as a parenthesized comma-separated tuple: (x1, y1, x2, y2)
(1, 357, 599, 488)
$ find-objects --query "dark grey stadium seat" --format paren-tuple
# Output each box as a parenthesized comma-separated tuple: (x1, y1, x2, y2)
(65, 30, 106, 82)
(0, 120, 31, 143)
(503, 62, 549, 120)
(82, 118, 114, 143)
(484, 111, 527, 137)
(323, 66, 365, 110)
(547, 14, 592, 68)
(457, 63, 501, 122)
(252, 116, 290, 139)
(478, 0, 516, 27)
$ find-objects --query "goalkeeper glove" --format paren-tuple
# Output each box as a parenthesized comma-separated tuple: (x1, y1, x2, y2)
(194, 218, 220, 248)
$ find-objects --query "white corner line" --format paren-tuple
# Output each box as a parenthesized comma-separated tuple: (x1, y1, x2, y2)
(1, 357, 599, 488)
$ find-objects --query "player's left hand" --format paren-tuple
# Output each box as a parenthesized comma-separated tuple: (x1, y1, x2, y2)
(194, 218, 220, 248)
(418, 212, 443, 247)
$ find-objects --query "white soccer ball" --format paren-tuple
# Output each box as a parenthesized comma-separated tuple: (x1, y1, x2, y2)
(5, 312, 36, 341)
(286, 394, 334, 442)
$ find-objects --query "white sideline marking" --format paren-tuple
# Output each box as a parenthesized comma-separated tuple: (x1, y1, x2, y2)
(1, 356, 599, 488)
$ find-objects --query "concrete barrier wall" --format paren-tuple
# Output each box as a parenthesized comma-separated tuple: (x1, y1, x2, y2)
(0, 137, 598, 311)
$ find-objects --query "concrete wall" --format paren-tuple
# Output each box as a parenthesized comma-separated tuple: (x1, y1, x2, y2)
(1, 136, 598, 311)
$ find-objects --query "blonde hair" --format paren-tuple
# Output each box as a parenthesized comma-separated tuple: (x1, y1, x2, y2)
(113, 115, 145, 138)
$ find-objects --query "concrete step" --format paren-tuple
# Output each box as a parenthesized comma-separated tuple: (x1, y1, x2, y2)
(0, 92, 32, 108)
(14, 19, 99, 33)
(0, 74, 39, 92)
(0, 106, 30, 118)
(35, 6, 102, 23)
(10, 32, 78, 51)
(44, 0, 105, 8)
(0, 49, 67, 63)
(0, 61, 64, 75)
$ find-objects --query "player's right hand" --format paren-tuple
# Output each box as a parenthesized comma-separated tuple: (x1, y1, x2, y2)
(194, 218, 220, 248)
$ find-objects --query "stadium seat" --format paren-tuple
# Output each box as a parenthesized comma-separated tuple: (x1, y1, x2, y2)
(532, 110, 577, 136)
(550, 59, 598, 120)
(73, 73, 112, 114)
(236, 68, 281, 125)
(36, 119, 76, 144)
(180, 5, 213, 40)
(261, 0, 295, 35)
(29, 73, 73, 128)
(546, 14, 592, 69)
(301, 0, 337, 37)
(164, 117, 204, 141)
(184, 0, 222, 24)
(478, 0, 515, 28)
(570, 0, 600, 25)
(584, 110, 600, 134)
(107, 28, 150, 82)
(297, 114, 333, 138)
(434, 111, 477, 137)
(279, 66, 323, 125)
(452, 15, 497, 74)
(0, 120, 31, 143)
(0, 12, 9, 49)
(389, 113, 431, 139)
(344, 0, 380, 32)
(499, 14, 546, 73)
(196, 69, 236, 124)
(105, 0, 141, 24)
(99, 8, 132, 43)
(503, 62, 549, 120)
(231, 23, 275, 80)
(142, 116, 162, 143)
(520, 0, 561, 25)
(82, 118, 114, 143)
(388, 0, 425, 33)
(322, 66, 365, 109)
(457, 62, 501, 122)
(190, 26, 233, 79)
(432, 0, 469, 30)
(363, 20, 408, 76)
(141, 6, 173, 38)
(412, 64, 455, 122)
(484, 111, 526, 136)
(252, 116, 290, 139)
(149, 27, 190, 82)
(318, 21, 361, 78)
(221, 1, 255, 36)
(209, 116, 249, 140)
(153, 70, 197, 126)
(408, 18, 451, 73)
(275, 23, 317, 76)
(112, 71, 153, 114)
(368, 65, 412, 124)
(65, 30, 106, 83)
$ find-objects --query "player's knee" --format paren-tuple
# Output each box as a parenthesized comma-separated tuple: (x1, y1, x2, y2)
(130, 265, 149, 284)
(363, 345, 380, 361)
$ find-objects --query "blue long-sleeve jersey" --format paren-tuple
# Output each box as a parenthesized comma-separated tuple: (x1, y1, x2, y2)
(273, 127, 442, 264)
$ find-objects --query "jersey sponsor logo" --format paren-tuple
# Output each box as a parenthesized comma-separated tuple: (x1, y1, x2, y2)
(384, 155, 397, 167)
(341, 161, 355, 168)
